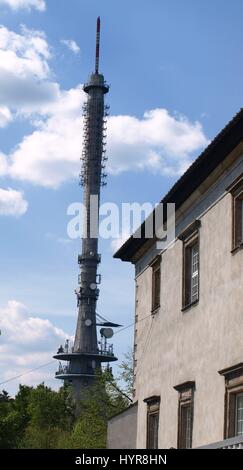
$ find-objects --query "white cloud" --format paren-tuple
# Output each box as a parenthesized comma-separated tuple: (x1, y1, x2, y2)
(0, 106, 12, 127)
(0, 25, 59, 116)
(45, 232, 73, 245)
(0, 187, 28, 216)
(8, 104, 208, 188)
(0, 153, 8, 175)
(0, 25, 209, 189)
(0, 0, 46, 11)
(57, 237, 73, 245)
(0, 300, 70, 391)
(9, 86, 85, 187)
(0, 25, 50, 79)
(61, 39, 80, 54)
(2, 368, 55, 390)
(0, 301, 67, 347)
(107, 109, 209, 176)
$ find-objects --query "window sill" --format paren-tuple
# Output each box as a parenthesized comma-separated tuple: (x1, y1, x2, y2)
(231, 243, 243, 255)
(181, 299, 199, 313)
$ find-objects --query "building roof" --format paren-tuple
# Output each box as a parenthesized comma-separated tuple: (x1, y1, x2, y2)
(108, 401, 138, 421)
(114, 108, 243, 262)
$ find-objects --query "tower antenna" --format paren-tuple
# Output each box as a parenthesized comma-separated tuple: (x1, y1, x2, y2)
(95, 16, 101, 74)
(54, 18, 117, 408)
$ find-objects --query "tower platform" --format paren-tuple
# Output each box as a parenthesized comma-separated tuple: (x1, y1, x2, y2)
(55, 371, 95, 380)
(53, 351, 117, 363)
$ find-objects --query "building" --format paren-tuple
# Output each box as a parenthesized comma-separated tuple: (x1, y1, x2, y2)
(108, 110, 243, 449)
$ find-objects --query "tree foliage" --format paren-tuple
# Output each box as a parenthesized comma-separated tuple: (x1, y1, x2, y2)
(117, 348, 134, 399)
(0, 351, 134, 449)
(67, 370, 129, 449)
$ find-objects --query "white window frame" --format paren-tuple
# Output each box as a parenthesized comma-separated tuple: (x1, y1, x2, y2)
(235, 393, 243, 436)
(190, 243, 199, 304)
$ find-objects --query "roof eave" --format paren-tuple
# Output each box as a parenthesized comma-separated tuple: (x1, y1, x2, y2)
(114, 108, 243, 263)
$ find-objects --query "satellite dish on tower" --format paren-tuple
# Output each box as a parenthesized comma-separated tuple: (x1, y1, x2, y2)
(100, 328, 114, 339)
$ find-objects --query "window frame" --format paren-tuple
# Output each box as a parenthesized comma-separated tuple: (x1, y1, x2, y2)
(227, 174, 243, 253)
(235, 393, 243, 436)
(144, 396, 160, 449)
(179, 220, 201, 311)
(190, 242, 199, 304)
(218, 363, 243, 439)
(174, 381, 195, 449)
(150, 256, 161, 314)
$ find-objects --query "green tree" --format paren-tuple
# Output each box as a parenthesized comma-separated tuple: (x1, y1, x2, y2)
(14, 385, 33, 430)
(67, 371, 128, 449)
(0, 390, 21, 449)
(0, 409, 23, 449)
(19, 383, 74, 449)
(118, 348, 134, 399)
(0, 348, 134, 449)
(0, 390, 12, 403)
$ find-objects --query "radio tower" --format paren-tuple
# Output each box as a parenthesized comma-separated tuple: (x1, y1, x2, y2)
(54, 18, 118, 403)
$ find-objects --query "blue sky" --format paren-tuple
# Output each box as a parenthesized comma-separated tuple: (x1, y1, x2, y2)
(0, 0, 243, 395)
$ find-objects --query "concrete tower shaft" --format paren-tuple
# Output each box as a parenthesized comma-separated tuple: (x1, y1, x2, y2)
(74, 72, 109, 356)
(54, 18, 117, 402)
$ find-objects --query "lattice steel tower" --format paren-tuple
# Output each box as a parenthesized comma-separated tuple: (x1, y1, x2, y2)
(54, 18, 117, 402)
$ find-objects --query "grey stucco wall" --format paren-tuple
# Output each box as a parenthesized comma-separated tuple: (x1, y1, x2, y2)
(107, 403, 138, 449)
(133, 156, 243, 448)
(136, 154, 243, 275)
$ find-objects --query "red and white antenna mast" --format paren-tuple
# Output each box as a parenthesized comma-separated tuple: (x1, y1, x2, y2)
(95, 16, 101, 74)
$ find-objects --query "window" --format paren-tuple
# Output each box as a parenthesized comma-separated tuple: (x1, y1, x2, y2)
(218, 363, 243, 438)
(236, 393, 243, 436)
(174, 382, 195, 449)
(180, 403, 192, 448)
(227, 174, 243, 252)
(144, 396, 160, 449)
(151, 256, 161, 312)
(184, 239, 199, 306)
(148, 412, 159, 449)
(233, 195, 243, 249)
(190, 243, 199, 304)
(232, 190, 243, 250)
(179, 220, 201, 310)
